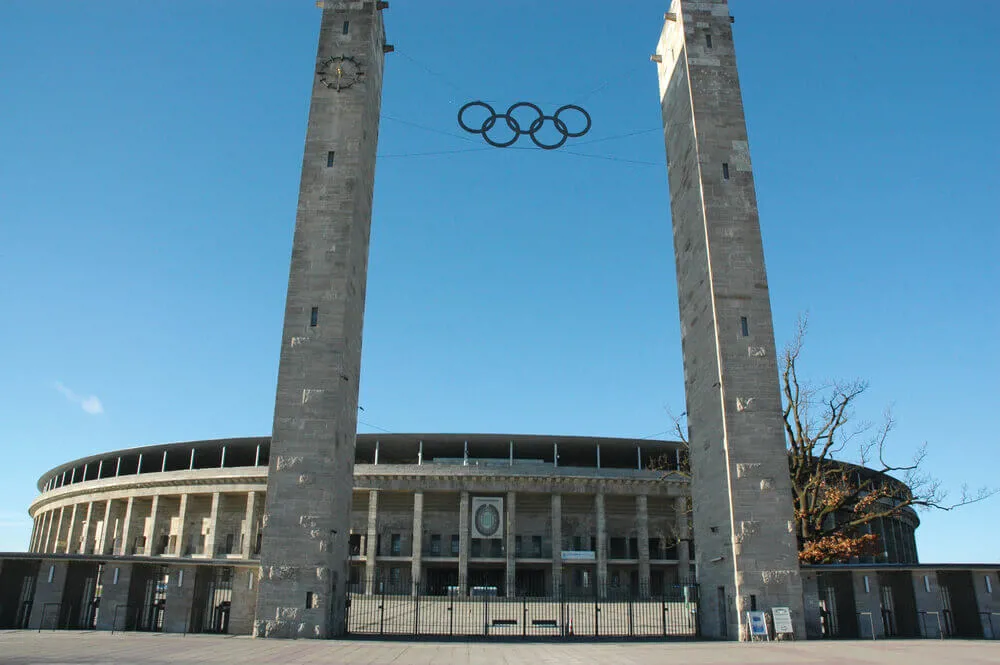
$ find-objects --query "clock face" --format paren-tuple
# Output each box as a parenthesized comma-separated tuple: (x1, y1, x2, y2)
(318, 56, 363, 91)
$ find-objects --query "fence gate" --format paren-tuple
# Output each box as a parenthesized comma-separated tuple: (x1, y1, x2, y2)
(346, 581, 698, 639)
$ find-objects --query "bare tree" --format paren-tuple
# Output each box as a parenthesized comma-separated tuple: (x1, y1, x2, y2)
(784, 315, 996, 563)
(653, 315, 997, 564)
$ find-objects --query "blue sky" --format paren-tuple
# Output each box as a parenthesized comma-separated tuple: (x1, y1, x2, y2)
(0, 1, 997, 562)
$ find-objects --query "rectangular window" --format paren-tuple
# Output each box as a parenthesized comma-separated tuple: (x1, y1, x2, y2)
(923, 575, 931, 593)
(326, 151, 335, 167)
(450, 535, 459, 556)
(863, 575, 870, 593)
(987, 575, 994, 594)
(390, 533, 401, 556)
(722, 162, 730, 180)
(514, 535, 522, 557)
(706, 33, 713, 49)
(532, 535, 542, 557)
(310, 307, 319, 327)
(430, 534, 441, 556)
(342, 21, 350, 35)
(306, 591, 316, 608)
(740, 316, 749, 337)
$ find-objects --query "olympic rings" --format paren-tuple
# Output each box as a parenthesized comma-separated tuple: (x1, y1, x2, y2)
(457, 101, 592, 150)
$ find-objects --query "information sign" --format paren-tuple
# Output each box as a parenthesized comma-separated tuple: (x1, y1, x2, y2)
(747, 611, 769, 639)
(771, 607, 794, 635)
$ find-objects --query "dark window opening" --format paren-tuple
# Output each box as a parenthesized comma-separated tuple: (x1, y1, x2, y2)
(390, 533, 401, 556)
(326, 151, 335, 167)
(430, 534, 441, 556)
(310, 307, 319, 327)
(705, 33, 713, 49)
(450, 535, 459, 556)
(306, 591, 317, 609)
(740, 316, 749, 337)
(722, 162, 730, 180)
(342, 21, 350, 35)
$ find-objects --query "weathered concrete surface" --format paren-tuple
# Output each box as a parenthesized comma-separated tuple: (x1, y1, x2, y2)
(654, 0, 804, 638)
(255, 0, 387, 639)
(0, 632, 998, 665)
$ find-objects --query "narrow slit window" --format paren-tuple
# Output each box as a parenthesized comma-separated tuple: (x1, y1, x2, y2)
(740, 316, 749, 337)
(705, 33, 713, 49)
(326, 151, 335, 167)
(310, 307, 319, 327)
(722, 162, 730, 180)
(342, 21, 350, 35)
(306, 591, 316, 608)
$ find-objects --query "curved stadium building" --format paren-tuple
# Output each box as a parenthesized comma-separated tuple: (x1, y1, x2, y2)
(9, 434, 925, 637)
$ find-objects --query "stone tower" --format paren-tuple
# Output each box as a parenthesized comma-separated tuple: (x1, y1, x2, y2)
(653, 0, 805, 639)
(255, 1, 387, 638)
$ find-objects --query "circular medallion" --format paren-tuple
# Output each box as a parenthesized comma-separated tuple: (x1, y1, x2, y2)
(474, 503, 501, 538)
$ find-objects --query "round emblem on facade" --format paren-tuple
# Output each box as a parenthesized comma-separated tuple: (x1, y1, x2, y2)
(474, 503, 501, 538)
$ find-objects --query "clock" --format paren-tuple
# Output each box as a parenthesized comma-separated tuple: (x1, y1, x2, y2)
(317, 55, 363, 91)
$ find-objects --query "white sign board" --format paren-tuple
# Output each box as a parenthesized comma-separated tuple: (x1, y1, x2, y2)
(771, 607, 794, 635)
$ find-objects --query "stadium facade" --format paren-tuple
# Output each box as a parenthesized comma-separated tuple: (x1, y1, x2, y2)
(3, 0, 999, 642)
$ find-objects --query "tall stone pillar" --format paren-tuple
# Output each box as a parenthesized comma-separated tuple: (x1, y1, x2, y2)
(176, 494, 189, 556)
(119, 498, 134, 556)
(63, 504, 78, 554)
(364, 489, 379, 594)
(653, 0, 805, 638)
(242, 491, 258, 559)
(28, 516, 39, 552)
(144, 495, 160, 556)
(97, 500, 114, 555)
(636, 495, 651, 595)
(505, 491, 516, 597)
(411, 491, 423, 594)
(255, 0, 389, 638)
(595, 493, 607, 597)
(80, 502, 95, 554)
(458, 491, 470, 594)
(676, 496, 691, 581)
(551, 494, 562, 596)
(206, 492, 221, 558)
(44, 509, 57, 553)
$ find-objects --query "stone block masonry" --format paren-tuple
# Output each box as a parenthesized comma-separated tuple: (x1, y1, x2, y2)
(254, 0, 388, 638)
(653, 0, 805, 638)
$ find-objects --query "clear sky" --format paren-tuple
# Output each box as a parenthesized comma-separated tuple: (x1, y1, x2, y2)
(0, 1, 997, 562)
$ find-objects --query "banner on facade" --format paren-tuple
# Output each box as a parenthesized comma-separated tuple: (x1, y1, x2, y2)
(561, 550, 596, 561)
(471, 497, 503, 539)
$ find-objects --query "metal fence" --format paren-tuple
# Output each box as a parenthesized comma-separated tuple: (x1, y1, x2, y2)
(346, 582, 699, 639)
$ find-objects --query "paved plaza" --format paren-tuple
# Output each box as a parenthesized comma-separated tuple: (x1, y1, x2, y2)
(0, 632, 998, 665)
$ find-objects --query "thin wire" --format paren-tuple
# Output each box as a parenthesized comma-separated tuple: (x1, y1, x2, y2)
(358, 418, 393, 434)
(395, 49, 481, 101)
(571, 61, 650, 105)
(377, 146, 493, 159)
(557, 150, 659, 167)
(573, 127, 661, 148)
(382, 113, 475, 143)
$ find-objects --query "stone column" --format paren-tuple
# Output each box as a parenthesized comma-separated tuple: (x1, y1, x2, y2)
(241, 491, 258, 559)
(95, 563, 134, 631)
(28, 561, 69, 630)
(119, 497, 135, 555)
(551, 494, 562, 596)
(596, 493, 607, 597)
(176, 494, 189, 556)
(144, 495, 160, 556)
(364, 489, 379, 594)
(52, 506, 66, 554)
(80, 502, 95, 554)
(97, 500, 114, 554)
(637, 495, 651, 596)
(32, 513, 46, 552)
(675, 496, 690, 582)
(63, 504, 79, 554)
(161, 564, 198, 634)
(505, 491, 516, 597)
(44, 510, 56, 553)
(206, 491, 221, 558)
(411, 491, 423, 595)
(28, 516, 39, 552)
(458, 491, 470, 594)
